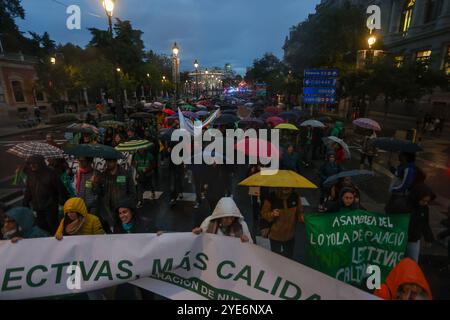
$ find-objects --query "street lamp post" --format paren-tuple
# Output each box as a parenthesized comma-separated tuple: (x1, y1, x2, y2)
(102, 0, 123, 121)
(172, 42, 180, 101)
(205, 68, 209, 97)
(194, 59, 199, 99)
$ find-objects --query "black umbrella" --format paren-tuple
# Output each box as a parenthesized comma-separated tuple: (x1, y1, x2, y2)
(64, 144, 123, 159)
(223, 109, 237, 115)
(372, 138, 423, 153)
(212, 114, 240, 126)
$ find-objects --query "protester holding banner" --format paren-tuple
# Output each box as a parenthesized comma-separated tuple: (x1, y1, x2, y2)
(318, 151, 342, 210)
(325, 187, 364, 213)
(375, 258, 432, 300)
(192, 197, 252, 243)
(261, 188, 304, 258)
(386, 184, 436, 262)
(95, 159, 136, 232)
(113, 199, 157, 300)
(1, 207, 49, 243)
(113, 199, 152, 234)
(55, 198, 105, 240)
(328, 176, 361, 203)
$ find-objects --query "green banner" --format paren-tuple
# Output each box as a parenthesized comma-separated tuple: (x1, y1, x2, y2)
(305, 210, 409, 286)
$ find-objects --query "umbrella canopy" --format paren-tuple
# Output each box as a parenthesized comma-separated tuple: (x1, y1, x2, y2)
(237, 106, 252, 119)
(278, 111, 299, 121)
(266, 116, 285, 126)
(64, 143, 123, 160)
(153, 102, 164, 108)
(239, 170, 318, 189)
(161, 108, 176, 116)
(353, 118, 381, 131)
(265, 106, 280, 114)
(323, 136, 351, 159)
(239, 117, 264, 127)
(372, 138, 423, 153)
(66, 123, 99, 134)
(235, 137, 279, 158)
(196, 100, 210, 107)
(223, 109, 237, 115)
(130, 112, 152, 119)
(195, 105, 208, 110)
(98, 120, 125, 129)
(115, 140, 153, 152)
(244, 102, 254, 107)
(195, 110, 210, 117)
(323, 170, 375, 188)
(8, 142, 65, 160)
(182, 111, 197, 119)
(300, 120, 325, 128)
(212, 114, 240, 126)
(275, 123, 299, 131)
(180, 104, 196, 111)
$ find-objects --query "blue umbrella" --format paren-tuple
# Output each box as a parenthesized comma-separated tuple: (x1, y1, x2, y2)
(323, 170, 375, 187)
(372, 137, 422, 153)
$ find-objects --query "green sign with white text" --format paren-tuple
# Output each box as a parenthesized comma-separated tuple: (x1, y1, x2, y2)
(305, 210, 409, 286)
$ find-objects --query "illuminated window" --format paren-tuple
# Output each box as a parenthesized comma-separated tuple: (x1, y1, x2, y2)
(444, 46, 450, 76)
(395, 55, 405, 68)
(400, 0, 416, 33)
(416, 50, 432, 68)
(11, 81, 25, 103)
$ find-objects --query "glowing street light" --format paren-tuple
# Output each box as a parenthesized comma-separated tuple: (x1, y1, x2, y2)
(102, 0, 115, 17)
(172, 42, 179, 57)
(368, 35, 377, 49)
(116, 67, 121, 72)
(50, 57, 56, 65)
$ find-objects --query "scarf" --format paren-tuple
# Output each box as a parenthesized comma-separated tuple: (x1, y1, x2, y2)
(122, 222, 134, 233)
(65, 216, 85, 235)
(76, 167, 92, 194)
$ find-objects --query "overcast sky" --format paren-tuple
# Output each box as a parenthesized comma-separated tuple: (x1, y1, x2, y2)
(16, 0, 320, 75)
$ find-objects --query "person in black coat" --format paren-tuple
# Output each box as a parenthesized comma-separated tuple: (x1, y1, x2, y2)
(23, 155, 70, 234)
(113, 199, 158, 300)
(386, 184, 436, 263)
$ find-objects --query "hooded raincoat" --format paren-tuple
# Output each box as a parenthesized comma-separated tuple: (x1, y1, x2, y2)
(3, 207, 49, 239)
(374, 258, 432, 300)
(55, 198, 105, 237)
(199, 197, 253, 243)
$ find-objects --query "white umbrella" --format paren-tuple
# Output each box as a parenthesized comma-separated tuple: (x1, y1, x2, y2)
(300, 120, 325, 128)
(322, 136, 351, 159)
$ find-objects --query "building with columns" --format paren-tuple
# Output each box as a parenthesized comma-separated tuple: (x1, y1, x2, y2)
(317, 0, 450, 128)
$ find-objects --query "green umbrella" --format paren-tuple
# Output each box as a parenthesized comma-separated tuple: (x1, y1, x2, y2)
(180, 104, 196, 111)
(64, 144, 123, 159)
(115, 140, 153, 152)
(99, 120, 125, 128)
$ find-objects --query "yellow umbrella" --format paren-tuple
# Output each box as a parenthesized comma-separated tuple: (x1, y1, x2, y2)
(239, 170, 318, 189)
(274, 123, 299, 131)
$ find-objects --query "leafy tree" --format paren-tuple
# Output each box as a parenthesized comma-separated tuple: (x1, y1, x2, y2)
(245, 53, 287, 97)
